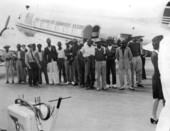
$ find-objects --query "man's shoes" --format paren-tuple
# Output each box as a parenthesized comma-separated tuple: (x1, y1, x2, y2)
(86, 87, 90, 90)
(6, 81, 9, 84)
(33, 84, 38, 86)
(29, 84, 33, 87)
(137, 84, 144, 87)
(119, 87, 124, 90)
(65, 81, 69, 84)
(12, 80, 14, 84)
(106, 84, 110, 88)
(111, 84, 117, 89)
(74, 83, 78, 86)
(17, 80, 21, 84)
(129, 86, 135, 90)
(96, 88, 101, 91)
(71, 81, 75, 85)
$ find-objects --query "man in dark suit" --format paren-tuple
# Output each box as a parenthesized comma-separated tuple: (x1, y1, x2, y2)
(16, 44, 25, 83)
(44, 38, 59, 84)
(37, 44, 49, 84)
(21, 44, 28, 82)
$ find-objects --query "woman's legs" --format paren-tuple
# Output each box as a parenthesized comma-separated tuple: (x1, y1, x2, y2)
(152, 99, 159, 120)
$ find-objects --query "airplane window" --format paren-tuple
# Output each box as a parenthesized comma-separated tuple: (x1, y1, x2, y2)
(166, 2, 170, 6)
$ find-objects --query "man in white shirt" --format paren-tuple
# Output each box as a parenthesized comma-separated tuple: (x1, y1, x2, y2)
(16, 44, 25, 83)
(57, 42, 66, 83)
(2, 45, 14, 84)
(82, 39, 95, 90)
(21, 44, 28, 82)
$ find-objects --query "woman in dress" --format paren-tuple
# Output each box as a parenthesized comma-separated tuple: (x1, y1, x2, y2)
(150, 35, 165, 124)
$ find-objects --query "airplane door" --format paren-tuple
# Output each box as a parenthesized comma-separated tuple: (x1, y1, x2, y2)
(92, 25, 100, 39)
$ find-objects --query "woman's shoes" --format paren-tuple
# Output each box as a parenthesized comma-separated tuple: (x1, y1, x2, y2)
(150, 118, 158, 124)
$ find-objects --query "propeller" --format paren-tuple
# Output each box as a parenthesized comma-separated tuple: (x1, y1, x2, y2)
(0, 15, 10, 36)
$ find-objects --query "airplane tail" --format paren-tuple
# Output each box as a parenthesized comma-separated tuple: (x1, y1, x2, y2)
(0, 15, 10, 36)
(162, 1, 170, 27)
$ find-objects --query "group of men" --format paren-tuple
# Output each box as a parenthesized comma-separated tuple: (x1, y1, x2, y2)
(2, 36, 147, 90)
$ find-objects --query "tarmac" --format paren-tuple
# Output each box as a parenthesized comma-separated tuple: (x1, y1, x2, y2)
(0, 58, 162, 131)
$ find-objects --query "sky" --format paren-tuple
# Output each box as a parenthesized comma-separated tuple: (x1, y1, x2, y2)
(0, 0, 168, 18)
(0, 0, 169, 50)
(0, 0, 168, 27)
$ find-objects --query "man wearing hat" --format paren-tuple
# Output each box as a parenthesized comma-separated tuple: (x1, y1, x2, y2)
(57, 41, 66, 83)
(116, 40, 133, 90)
(25, 44, 41, 87)
(82, 38, 95, 89)
(105, 39, 117, 88)
(65, 40, 75, 85)
(16, 44, 25, 83)
(95, 38, 107, 91)
(44, 38, 59, 85)
(2, 45, 14, 84)
(72, 39, 79, 86)
(21, 44, 28, 82)
(128, 36, 144, 88)
(77, 43, 85, 87)
(32, 43, 40, 85)
(37, 43, 49, 84)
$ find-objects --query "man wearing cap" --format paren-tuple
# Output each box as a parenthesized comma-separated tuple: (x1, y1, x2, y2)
(32, 43, 40, 85)
(2, 45, 14, 84)
(25, 44, 41, 87)
(82, 39, 95, 90)
(21, 44, 28, 82)
(44, 38, 59, 85)
(37, 44, 49, 84)
(16, 44, 25, 83)
(95, 38, 107, 91)
(128, 36, 144, 88)
(65, 40, 75, 85)
(57, 41, 66, 83)
(72, 39, 79, 86)
(77, 43, 85, 87)
(116, 39, 134, 90)
(106, 39, 117, 88)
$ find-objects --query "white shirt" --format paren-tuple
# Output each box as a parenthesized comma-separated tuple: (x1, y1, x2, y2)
(17, 51, 21, 59)
(108, 45, 112, 50)
(81, 42, 95, 57)
(38, 51, 43, 61)
(57, 48, 66, 58)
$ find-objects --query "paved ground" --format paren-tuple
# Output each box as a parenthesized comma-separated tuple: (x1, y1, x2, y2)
(0, 58, 162, 131)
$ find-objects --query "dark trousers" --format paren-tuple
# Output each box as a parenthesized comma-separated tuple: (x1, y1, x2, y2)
(84, 56, 95, 88)
(106, 59, 116, 85)
(65, 61, 74, 82)
(35, 63, 39, 84)
(78, 60, 85, 86)
(38, 61, 49, 84)
(73, 57, 79, 83)
(141, 56, 146, 79)
(28, 62, 37, 85)
(58, 58, 66, 82)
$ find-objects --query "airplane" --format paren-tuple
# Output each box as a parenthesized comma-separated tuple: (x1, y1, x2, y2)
(1, 0, 170, 50)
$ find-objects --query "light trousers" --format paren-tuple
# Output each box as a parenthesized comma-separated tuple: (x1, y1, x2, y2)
(47, 60, 59, 84)
(96, 61, 106, 89)
(16, 60, 24, 82)
(131, 56, 142, 85)
(119, 69, 131, 87)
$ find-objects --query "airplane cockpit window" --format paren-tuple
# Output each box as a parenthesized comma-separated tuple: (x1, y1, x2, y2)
(166, 2, 170, 6)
